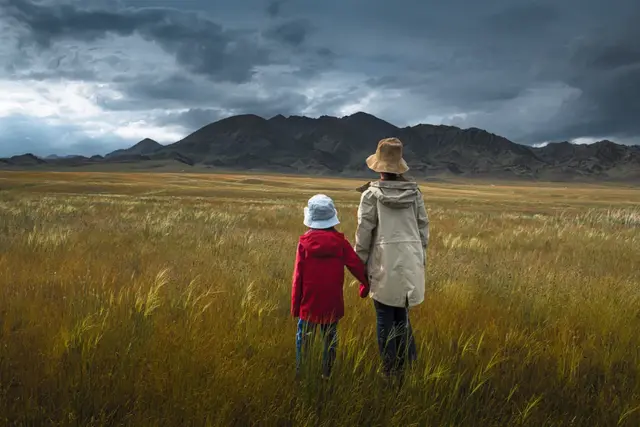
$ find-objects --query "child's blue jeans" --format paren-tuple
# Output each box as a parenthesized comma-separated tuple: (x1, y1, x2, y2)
(296, 318, 338, 377)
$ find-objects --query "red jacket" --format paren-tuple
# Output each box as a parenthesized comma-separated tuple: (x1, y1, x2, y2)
(291, 230, 369, 324)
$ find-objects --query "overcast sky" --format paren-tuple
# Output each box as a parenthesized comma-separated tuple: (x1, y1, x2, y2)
(1, 0, 639, 156)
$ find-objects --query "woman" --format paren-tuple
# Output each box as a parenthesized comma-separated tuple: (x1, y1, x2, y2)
(355, 137, 429, 378)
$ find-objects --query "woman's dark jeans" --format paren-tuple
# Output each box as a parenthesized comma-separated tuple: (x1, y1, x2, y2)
(373, 299, 417, 376)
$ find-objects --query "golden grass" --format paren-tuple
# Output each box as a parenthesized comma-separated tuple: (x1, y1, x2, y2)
(0, 171, 639, 426)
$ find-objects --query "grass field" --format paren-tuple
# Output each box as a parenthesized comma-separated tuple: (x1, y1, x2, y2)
(1, 171, 639, 426)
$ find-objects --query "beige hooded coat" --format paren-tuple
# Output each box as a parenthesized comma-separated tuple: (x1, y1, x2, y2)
(355, 180, 429, 308)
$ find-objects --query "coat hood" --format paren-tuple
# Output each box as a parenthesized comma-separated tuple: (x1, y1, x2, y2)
(368, 181, 421, 209)
(300, 230, 344, 258)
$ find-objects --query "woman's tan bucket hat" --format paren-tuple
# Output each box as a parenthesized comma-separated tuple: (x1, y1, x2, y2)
(366, 137, 409, 174)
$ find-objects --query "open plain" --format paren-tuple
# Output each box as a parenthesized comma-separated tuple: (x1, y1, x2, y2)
(0, 171, 639, 426)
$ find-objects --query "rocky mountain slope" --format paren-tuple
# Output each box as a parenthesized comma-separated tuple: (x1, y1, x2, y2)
(105, 138, 163, 159)
(1, 153, 47, 166)
(2, 112, 640, 181)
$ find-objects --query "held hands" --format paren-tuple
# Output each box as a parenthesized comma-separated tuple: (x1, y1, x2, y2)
(359, 266, 370, 298)
(350, 279, 369, 298)
(359, 283, 369, 298)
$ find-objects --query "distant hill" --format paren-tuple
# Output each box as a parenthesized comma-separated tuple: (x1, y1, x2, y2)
(4, 153, 47, 166)
(531, 140, 640, 180)
(2, 113, 640, 181)
(46, 154, 85, 160)
(105, 138, 163, 159)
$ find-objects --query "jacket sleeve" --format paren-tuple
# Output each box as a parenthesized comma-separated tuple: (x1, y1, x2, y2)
(343, 238, 368, 286)
(291, 242, 304, 318)
(416, 194, 429, 250)
(355, 191, 377, 264)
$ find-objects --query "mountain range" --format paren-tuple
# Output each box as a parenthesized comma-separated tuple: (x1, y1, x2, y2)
(2, 112, 640, 181)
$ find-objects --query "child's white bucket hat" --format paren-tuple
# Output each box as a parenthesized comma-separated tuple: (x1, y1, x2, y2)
(304, 194, 340, 229)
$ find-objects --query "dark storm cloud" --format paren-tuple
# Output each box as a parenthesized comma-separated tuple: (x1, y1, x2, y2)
(4, 43, 125, 81)
(349, 0, 640, 143)
(101, 74, 218, 110)
(2, 0, 335, 88)
(152, 89, 310, 131)
(486, 3, 559, 36)
(159, 109, 227, 131)
(3, 0, 269, 83)
(493, 20, 640, 143)
(1, 0, 640, 150)
(96, 71, 311, 118)
(266, 0, 288, 18)
(263, 19, 311, 47)
(561, 25, 640, 137)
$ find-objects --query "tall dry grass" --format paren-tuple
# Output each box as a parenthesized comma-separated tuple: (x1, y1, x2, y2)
(0, 171, 639, 426)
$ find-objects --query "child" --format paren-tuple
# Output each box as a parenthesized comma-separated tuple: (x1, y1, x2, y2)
(291, 194, 369, 378)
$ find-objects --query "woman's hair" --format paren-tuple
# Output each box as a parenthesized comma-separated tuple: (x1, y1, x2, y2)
(380, 172, 407, 181)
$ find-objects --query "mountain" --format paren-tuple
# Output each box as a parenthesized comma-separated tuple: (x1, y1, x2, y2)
(3, 153, 47, 166)
(532, 140, 640, 180)
(159, 112, 544, 176)
(106, 138, 163, 158)
(102, 151, 194, 166)
(2, 113, 640, 181)
(397, 124, 545, 177)
(46, 154, 85, 160)
(155, 112, 639, 180)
